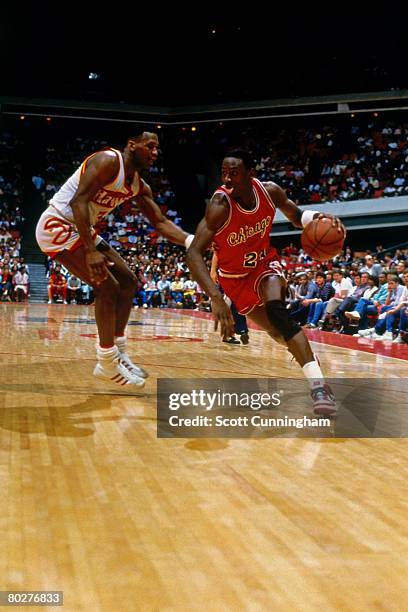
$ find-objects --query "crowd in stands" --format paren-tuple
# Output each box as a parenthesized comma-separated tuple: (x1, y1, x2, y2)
(202, 119, 408, 205)
(46, 244, 212, 311)
(0, 130, 28, 301)
(286, 246, 408, 343)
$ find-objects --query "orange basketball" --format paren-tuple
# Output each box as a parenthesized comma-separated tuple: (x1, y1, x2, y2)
(301, 217, 346, 261)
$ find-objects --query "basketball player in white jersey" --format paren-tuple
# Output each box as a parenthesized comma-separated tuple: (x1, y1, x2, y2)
(36, 132, 194, 389)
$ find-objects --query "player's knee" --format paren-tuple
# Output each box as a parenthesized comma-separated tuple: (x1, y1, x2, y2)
(265, 300, 301, 342)
(94, 276, 120, 299)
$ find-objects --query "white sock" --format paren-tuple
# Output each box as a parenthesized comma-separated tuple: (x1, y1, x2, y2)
(302, 359, 325, 388)
(97, 345, 119, 362)
(115, 335, 126, 353)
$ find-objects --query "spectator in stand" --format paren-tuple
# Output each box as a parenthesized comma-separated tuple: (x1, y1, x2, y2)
(334, 272, 370, 329)
(393, 305, 408, 344)
(368, 272, 408, 342)
(382, 253, 394, 271)
(288, 273, 312, 313)
(48, 265, 67, 304)
(285, 273, 298, 310)
(349, 272, 387, 332)
(195, 291, 211, 312)
(170, 277, 184, 305)
(17, 257, 28, 273)
(32, 174, 45, 191)
(0, 228, 12, 244)
(13, 265, 29, 302)
(289, 273, 319, 324)
(183, 273, 197, 303)
(81, 282, 94, 305)
(67, 275, 82, 304)
(304, 272, 336, 328)
(396, 261, 407, 281)
(358, 275, 405, 339)
(141, 273, 158, 308)
(156, 274, 170, 307)
(1, 266, 13, 301)
(360, 254, 383, 277)
(319, 270, 354, 329)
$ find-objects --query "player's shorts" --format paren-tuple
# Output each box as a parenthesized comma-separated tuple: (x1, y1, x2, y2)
(218, 251, 285, 315)
(36, 205, 102, 258)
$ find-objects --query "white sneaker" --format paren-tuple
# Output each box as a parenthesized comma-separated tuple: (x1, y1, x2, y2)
(93, 349, 145, 388)
(372, 332, 385, 340)
(119, 353, 149, 379)
(48, 300, 52, 304)
(381, 331, 394, 341)
(393, 335, 404, 344)
(346, 310, 360, 320)
(358, 328, 373, 337)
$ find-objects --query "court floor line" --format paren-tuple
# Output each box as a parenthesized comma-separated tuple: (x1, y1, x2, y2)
(0, 351, 273, 377)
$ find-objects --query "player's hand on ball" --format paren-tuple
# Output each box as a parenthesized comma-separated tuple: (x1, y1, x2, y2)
(212, 297, 235, 341)
(317, 213, 346, 235)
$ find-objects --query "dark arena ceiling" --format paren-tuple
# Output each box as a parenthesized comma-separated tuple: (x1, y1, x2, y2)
(1, 7, 407, 107)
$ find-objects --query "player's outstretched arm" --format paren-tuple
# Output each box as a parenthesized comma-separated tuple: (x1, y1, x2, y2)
(265, 182, 345, 233)
(186, 194, 235, 340)
(135, 180, 189, 246)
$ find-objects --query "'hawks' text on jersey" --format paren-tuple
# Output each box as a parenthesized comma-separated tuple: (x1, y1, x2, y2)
(50, 148, 141, 225)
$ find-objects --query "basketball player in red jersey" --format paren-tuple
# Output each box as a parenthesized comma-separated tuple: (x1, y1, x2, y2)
(36, 132, 194, 389)
(186, 150, 345, 415)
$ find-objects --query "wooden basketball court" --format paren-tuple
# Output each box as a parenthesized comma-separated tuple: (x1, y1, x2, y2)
(1, 302, 408, 610)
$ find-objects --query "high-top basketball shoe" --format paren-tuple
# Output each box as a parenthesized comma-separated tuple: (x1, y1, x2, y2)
(310, 381, 337, 416)
(93, 346, 145, 388)
(310, 353, 337, 416)
(115, 336, 149, 379)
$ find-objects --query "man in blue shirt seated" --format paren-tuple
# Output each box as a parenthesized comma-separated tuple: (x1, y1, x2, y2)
(289, 273, 319, 325)
(334, 272, 371, 329)
(303, 272, 336, 328)
(346, 272, 387, 331)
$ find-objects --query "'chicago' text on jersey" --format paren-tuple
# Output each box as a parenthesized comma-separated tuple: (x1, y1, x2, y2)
(227, 216, 272, 247)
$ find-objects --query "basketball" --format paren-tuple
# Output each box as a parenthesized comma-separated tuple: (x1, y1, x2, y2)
(301, 217, 346, 261)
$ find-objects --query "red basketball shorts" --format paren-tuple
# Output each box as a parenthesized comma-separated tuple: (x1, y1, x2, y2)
(218, 252, 285, 315)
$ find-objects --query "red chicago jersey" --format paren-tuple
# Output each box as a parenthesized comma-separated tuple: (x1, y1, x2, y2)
(49, 272, 66, 286)
(212, 178, 277, 276)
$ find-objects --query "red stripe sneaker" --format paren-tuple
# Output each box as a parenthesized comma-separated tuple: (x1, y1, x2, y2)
(311, 382, 337, 416)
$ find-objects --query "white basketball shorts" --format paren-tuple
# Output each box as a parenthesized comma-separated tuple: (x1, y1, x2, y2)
(36, 206, 102, 257)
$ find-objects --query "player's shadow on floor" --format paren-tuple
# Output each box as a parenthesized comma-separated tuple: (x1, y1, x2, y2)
(0, 394, 128, 437)
(0, 394, 155, 438)
(0, 360, 151, 438)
